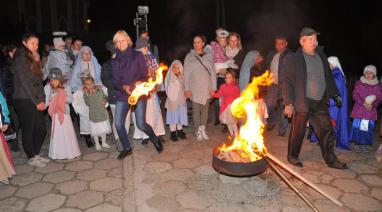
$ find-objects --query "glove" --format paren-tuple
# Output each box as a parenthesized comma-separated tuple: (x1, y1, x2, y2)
(333, 95, 342, 108)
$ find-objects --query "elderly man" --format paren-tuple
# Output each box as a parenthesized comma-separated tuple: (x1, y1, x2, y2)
(282, 27, 347, 169)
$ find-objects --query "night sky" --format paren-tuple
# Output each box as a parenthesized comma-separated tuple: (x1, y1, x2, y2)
(1, 0, 381, 79)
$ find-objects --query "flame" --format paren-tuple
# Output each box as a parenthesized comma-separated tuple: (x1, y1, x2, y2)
(219, 71, 274, 162)
(128, 64, 168, 105)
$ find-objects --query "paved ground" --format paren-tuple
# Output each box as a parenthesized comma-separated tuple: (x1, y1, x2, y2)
(1, 122, 382, 212)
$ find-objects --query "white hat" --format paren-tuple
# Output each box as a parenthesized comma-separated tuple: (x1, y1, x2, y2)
(364, 65, 377, 76)
(53, 37, 65, 49)
(216, 29, 229, 38)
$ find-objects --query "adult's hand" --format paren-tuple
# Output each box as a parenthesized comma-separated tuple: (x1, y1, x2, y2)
(333, 95, 342, 108)
(210, 90, 215, 98)
(184, 90, 192, 98)
(123, 85, 132, 95)
(284, 105, 294, 118)
(36, 102, 46, 111)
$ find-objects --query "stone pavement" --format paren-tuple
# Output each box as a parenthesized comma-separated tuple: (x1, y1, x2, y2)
(1, 123, 382, 211)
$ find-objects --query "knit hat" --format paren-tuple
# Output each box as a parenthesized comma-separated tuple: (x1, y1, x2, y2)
(364, 65, 377, 76)
(105, 40, 116, 55)
(48, 68, 63, 80)
(135, 38, 149, 49)
(299, 27, 320, 38)
(216, 28, 229, 38)
(53, 37, 65, 49)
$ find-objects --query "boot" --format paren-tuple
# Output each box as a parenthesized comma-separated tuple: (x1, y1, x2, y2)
(170, 131, 179, 142)
(151, 138, 163, 153)
(177, 129, 186, 139)
(117, 148, 132, 160)
(85, 135, 94, 148)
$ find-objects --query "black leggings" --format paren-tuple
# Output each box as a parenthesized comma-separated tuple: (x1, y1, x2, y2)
(13, 99, 46, 158)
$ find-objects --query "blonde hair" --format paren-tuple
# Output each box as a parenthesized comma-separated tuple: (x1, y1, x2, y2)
(113, 30, 133, 47)
(228, 32, 243, 50)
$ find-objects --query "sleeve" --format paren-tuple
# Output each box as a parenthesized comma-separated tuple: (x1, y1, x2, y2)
(372, 85, 382, 108)
(184, 54, 193, 91)
(0, 92, 10, 125)
(12, 56, 40, 105)
(281, 53, 295, 106)
(111, 59, 124, 92)
(136, 53, 149, 83)
(101, 62, 113, 90)
(44, 85, 50, 107)
(65, 85, 73, 104)
(213, 84, 224, 98)
(83, 92, 90, 106)
(206, 54, 217, 90)
(352, 82, 364, 105)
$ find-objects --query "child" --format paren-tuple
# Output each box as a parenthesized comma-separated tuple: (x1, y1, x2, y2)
(350, 65, 382, 153)
(213, 70, 240, 137)
(45, 68, 81, 160)
(0, 91, 15, 184)
(164, 60, 188, 142)
(82, 75, 111, 151)
(210, 28, 238, 74)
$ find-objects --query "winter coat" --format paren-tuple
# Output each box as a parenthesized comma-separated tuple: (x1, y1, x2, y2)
(351, 80, 382, 120)
(213, 82, 240, 113)
(11, 48, 45, 105)
(83, 88, 109, 123)
(265, 48, 292, 87)
(43, 49, 73, 80)
(111, 47, 147, 102)
(282, 47, 339, 112)
(184, 49, 216, 105)
(0, 57, 14, 99)
(101, 59, 117, 104)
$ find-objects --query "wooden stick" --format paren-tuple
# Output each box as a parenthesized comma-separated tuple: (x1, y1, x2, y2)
(266, 158, 319, 212)
(266, 153, 343, 207)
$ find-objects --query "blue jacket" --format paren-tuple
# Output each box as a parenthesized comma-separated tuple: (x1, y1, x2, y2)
(0, 92, 10, 126)
(111, 47, 147, 102)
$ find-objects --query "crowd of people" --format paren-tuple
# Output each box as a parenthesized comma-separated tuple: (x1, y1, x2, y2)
(1, 26, 382, 184)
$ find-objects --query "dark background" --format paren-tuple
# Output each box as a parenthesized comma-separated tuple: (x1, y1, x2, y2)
(1, 0, 381, 79)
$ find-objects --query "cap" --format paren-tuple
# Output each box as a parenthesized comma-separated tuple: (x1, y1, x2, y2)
(48, 68, 63, 80)
(299, 27, 320, 37)
(216, 29, 229, 38)
(135, 38, 149, 50)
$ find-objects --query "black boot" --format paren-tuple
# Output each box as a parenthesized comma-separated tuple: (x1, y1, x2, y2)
(171, 131, 179, 142)
(177, 129, 186, 139)
(117, 148, 132, 160)
(85, 135, 94, 148)
(151, 139, 163, 153)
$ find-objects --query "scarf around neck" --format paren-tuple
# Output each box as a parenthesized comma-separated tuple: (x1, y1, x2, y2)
(360, 76, 379, 86)
(225, 46, 240, 59)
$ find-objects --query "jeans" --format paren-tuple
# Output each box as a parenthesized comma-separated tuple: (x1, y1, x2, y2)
(265, 84, 288, 133)
(115, 98, 158, 150)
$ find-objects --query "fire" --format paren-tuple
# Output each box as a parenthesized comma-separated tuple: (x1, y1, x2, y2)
(128, 64, 168, 105)
(219, 71, 274, 162)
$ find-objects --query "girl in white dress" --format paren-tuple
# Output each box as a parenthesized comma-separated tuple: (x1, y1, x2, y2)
(45, 68, 81, 160)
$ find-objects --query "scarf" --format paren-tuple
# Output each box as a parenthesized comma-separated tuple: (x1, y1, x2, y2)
(328, 56, 345, 77)
(225, 46, 240, 59)
(48, 88, 67, 124)
(360, 76, 379, 86)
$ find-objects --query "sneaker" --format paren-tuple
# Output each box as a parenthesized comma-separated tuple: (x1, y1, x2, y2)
(0, 179, 10, 185)
(36, 155, 50, 163)
(200, 125, 209, 140)
(196, 129, 203, 141)
(102, 143, 111, 148)
(28, 158, 46, 168)
(95, 143, 101, 151)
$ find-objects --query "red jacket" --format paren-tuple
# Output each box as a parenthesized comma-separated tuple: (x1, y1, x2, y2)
(214, 83, 240, 113)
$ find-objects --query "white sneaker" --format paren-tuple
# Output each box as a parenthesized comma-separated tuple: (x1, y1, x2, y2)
(196, 128, 203, 141)
(102, 142, 111, 148)
(36, 155, 50, 163)
(95, 143, 102, 151)
(200, 125, 209, 140)
(0, 179, 10, 185)
(28, 158, 46, 168)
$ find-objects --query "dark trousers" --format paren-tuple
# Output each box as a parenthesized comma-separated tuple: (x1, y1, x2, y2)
(214, 77, 225, 122)
(288, 99, 337, 164)
(13, 99, 46, 158)
(266, 84, 288, 133)
(115, 98, 158, 150)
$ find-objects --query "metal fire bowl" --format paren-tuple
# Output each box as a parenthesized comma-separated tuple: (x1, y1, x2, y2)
(212, 144, 268, 177)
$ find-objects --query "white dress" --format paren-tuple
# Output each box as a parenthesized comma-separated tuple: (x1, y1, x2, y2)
(133, 93, 166, 139)
(45, 85, 81, 160)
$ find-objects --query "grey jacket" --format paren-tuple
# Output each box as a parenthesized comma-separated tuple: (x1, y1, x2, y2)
(184, 49, 216, 105)
(43, 49, 73, 80)
(11, 48, 45, 105)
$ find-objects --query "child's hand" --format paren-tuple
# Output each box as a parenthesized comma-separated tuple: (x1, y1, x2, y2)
(101, 99, 107, 106)
(184, 91, 192, 98)
(1, 124, 8, 132)
(36, 102, 46, 111)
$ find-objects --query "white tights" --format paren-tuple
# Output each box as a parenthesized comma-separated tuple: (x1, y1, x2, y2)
(169, 124, 183, 132)
(92, 134, 107, 146)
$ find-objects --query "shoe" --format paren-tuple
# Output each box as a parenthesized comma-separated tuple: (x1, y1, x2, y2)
(142, 139, 149, 145)
(101, 142, 111, 148)
(28, 157, 46, 168)
(95, 141, 101, 151)
(278, 131, 286, 137)
(287, 157, 303, 167)
(327, 160, 348, 169)
(85, 135, 94, 148)
(36, 155, 50, 163)
(177, 129, 186, 139)
(152, 139, 163, 153)
(170, 131, 179, 142)
(117, 148, 132, 160)
(0, 179, 10, 185)
(200, 125, 209, 140)
(196, 128, 203, 141)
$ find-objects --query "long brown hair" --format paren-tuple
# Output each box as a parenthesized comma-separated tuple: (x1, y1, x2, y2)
(21, 33, 42, 76)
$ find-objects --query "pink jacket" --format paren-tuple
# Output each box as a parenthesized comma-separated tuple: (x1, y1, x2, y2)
(351, 80, 382, 120)
(214, 83, 240, 113)
(211, 41, 229, 63)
